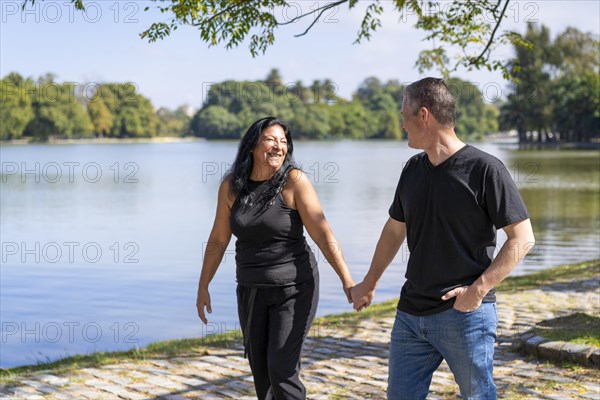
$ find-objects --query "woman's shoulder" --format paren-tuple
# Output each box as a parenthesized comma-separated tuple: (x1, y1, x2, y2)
(288, 168, 302, 181)
(219, 175, 237, 205)
(286, 168, 312, 191)
(288, 168, 311, 183)
(219, 175, 233, 191)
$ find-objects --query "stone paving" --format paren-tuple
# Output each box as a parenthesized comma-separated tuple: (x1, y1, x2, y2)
(1, 274, 599, 400)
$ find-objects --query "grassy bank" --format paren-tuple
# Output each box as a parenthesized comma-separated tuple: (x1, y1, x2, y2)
(2, 259, 598, 381)
(532, 312, 600, 347)
(497, 259, 599, 291)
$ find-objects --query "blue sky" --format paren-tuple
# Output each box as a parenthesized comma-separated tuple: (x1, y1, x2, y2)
(1, 0, 599, 110)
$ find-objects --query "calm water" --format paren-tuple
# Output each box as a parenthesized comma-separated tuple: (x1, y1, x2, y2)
(1, 141, 598, 368)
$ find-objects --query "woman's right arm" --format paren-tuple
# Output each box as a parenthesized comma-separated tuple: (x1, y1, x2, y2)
(196, 179, 234, 324)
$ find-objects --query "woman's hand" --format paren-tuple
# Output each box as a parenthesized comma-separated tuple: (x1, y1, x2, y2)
(196, 287, 212, 324)
(342, 280, 355, 304)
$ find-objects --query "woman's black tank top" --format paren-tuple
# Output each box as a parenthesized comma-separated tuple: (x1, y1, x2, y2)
(230, 179, 317, 286)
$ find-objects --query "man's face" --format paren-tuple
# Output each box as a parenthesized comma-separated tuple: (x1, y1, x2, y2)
(401, 96, 421, 149)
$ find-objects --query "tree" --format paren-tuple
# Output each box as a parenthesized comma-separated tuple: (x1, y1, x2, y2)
(24, 81, 93, 140)
(264, 68, 284, 96)
(94, 83, 159, 137)
(552, 72, 600, 143)
(191, 105, 241, 138)
(500, 24, 600, 143)
(554, 28, 600, 76)
(501, 23, 554, 143)
(290, 80, 310, 103)
(0, 73, 34, 140)
(157, 105, 192, 136)
(338, 100, 369, 139)
(293, 103, 331, 139)
(87, 97, 113, 137)
(446, 78, 498, 140)
(28, 0, 523, 78)
(353, 77, 404, 138)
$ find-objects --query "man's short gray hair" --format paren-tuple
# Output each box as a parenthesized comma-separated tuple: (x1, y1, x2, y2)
(404, 78, 456, 127)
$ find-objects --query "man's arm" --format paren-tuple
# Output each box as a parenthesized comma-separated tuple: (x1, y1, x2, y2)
(442, 218, 535, 312)
(351, 217, 407, 310)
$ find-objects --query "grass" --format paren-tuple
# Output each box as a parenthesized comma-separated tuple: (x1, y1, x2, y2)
(533, 312, 600, 347)
(497, 259, 599, 292)
(0, 301, 400, 381)
(499, 260, 600, 349)
(2, 259, 598, 381)
(0, 330, 242, 382)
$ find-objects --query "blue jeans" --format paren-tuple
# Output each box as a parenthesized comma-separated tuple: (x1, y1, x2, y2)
(388, 303, 498, 400)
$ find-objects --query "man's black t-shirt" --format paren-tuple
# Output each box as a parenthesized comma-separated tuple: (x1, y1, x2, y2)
(389, 145, 529, 316)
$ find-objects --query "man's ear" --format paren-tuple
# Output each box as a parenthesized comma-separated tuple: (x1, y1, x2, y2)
(419, 107, 429, 125)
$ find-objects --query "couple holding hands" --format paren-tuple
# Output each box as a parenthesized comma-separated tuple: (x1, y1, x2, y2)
(196, 78, 534, 400)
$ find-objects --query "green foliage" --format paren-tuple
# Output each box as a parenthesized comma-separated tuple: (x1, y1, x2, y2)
(189, 73, 497, 140)
(0, 73, 34, 140)
(500, 24, 600, 143)
(2, 70, 502, 141)
(23, 79, 93, 140)
(29, 0, 523, 78)
(92, 84, 159, 138)
(446, 78, 498, 140)
(87, 97, 113, 137)
(551, 72, 600, 143)
(191, 105, 241, 139)
(157, 105, 192, 136)
(0, 74, 163, 141)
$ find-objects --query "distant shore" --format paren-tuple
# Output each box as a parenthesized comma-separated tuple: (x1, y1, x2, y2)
(2, 136, 599, 149)
(0, 137, 205, 146)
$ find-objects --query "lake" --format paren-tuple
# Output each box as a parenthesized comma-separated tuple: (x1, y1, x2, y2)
(1, 140, 598, 368)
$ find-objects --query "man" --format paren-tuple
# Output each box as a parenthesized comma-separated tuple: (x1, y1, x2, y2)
(351, 78, 535, 400)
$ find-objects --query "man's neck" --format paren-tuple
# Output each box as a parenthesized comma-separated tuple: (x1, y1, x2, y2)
(424, 131, 465, 166)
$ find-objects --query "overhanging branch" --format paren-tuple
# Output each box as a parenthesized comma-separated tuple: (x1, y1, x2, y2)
(470, 0, 511, 66)
(277, 0, 348, 26)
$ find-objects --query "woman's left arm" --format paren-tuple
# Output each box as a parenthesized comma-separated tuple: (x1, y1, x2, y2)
(289, 170, 354, 302)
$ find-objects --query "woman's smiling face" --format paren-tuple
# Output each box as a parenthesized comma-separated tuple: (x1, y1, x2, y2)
(251, 124, 288, 176)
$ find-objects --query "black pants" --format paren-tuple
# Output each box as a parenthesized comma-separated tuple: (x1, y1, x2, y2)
(237, 274, 319, 400)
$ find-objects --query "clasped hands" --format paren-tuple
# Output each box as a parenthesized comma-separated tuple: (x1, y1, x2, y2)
(347, 280, 375, 312)
(348, 282, 483, 313)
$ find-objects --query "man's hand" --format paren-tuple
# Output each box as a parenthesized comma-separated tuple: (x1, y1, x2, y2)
(351, 280, 375, 312)
(441, 285, 483, 313)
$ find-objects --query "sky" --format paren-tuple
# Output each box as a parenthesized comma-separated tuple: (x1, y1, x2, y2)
(1, 0, 599, 110)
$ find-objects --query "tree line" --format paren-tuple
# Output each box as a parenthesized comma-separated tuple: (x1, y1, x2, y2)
(0, 72, 498, 142)
(1, 25, 597, 143)
(0, 73, 191, 141)
(191, 72, 500, 141)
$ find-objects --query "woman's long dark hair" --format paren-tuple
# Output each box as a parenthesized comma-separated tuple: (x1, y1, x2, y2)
(227, 117, 299, 213)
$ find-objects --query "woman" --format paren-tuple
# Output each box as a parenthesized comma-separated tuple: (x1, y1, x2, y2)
(196, 116, 354, 399)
